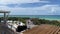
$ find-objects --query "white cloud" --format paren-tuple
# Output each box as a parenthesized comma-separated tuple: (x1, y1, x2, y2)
(39, 0, 50, 3)
(0, 0, 39, 4)
(41, 5, 59, 12)
(0, 0, 59, 15)
(0, 3, 60, 15)
(0, 0, 50, 5)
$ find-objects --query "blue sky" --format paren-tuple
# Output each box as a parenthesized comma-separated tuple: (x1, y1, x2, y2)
(0, 0, 60, 15)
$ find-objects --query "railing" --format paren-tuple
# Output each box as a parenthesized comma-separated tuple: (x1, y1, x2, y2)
(7, 23, 17, 31)
(0, 22, 18, 34)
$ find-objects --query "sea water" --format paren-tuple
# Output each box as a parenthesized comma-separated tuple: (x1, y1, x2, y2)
(0, 15, 60, 20)
(9, 15, 60, 20)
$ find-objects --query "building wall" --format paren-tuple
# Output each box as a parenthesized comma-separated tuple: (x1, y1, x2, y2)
(0, 23, 17, 34)
(26, 20, 35, 29)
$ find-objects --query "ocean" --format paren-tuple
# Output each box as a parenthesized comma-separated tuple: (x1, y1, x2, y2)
(9, 15, 60, 20)
(0, 15, 60, 20)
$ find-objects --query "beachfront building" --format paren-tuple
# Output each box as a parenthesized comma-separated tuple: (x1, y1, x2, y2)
(0, 11, 17, 34)
(7, 20, 25, 29)
(26, 19, 35, 29)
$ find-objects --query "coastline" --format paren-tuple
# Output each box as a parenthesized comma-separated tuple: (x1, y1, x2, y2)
(0, 15, 60, 21)
(9, 15, 60, 21)
(39, 18, 60, 21)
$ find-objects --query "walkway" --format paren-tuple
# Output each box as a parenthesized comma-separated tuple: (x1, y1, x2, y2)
(23, 24, 60, 34)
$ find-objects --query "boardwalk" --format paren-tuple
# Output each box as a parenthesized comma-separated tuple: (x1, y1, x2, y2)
(23, 24, 60, 34)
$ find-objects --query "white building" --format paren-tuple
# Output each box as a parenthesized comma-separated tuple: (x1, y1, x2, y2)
(18, 22, 25, 26)
(26, 19, 35, 29)
(7, 20, 25, 30)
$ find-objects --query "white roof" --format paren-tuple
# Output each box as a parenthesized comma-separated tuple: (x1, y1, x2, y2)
(0, 10, 10, 13)
(7, 20, 13, 22)
(19, 22, 25, 26)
